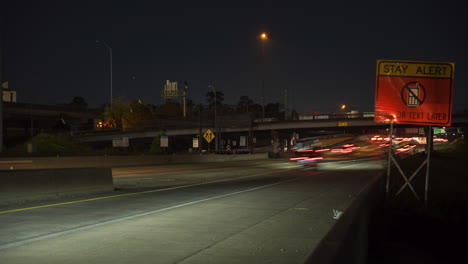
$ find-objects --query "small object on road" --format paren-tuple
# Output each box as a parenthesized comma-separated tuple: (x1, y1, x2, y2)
(332, 209, 343, 219)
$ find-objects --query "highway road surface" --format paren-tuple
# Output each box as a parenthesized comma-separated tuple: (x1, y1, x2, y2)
(0, 157, 383, 264)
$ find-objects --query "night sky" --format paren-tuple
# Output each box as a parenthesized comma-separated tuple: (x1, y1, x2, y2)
(2, 0, 467, 114)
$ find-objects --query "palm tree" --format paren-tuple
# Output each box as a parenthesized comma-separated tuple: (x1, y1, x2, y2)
(206, 90, 224, 109)
(237, 96, 254, 113)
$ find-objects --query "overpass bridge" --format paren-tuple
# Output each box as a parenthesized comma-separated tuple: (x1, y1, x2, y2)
(4, 101, 466, 151)
(3, 102, 100, 146)
(76, 117, 382, 142)
(73, 114, 467, 152)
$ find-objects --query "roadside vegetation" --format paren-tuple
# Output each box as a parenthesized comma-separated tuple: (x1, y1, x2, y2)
(149, 133, 172, 154)
(4, 133, 92, 157)
(2, 132, 177, 157)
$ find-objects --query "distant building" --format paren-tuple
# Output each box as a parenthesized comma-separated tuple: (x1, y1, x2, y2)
(2, 81, 17, 103)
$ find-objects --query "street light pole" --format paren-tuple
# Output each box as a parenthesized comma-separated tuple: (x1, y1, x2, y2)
(210, 84, 218, 152)
(96, 40, 113, 108)
(260, 33, 267, 121)
(0, 17, 3, 153)
(285, 88, 287, 120)
(183, 81, 188, 119)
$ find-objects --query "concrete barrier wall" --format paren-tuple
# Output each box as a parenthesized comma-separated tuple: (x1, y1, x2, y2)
(0, 154, 266, 205)
(0, 153, 269, 170)
(0, 168, 113, 205)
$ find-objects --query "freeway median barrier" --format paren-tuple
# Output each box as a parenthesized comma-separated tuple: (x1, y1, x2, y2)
(0, 160, 33, 169)
(0, 168, 113, 205)
(0, 153, 266, 205)
(0, 153, 269, 170)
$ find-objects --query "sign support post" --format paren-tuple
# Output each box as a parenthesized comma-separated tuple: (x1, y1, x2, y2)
(425, 125, 432, 207)
(203, 129, 215, 154)
(161, 80, 188, 119)
(386, 121, 393, 196)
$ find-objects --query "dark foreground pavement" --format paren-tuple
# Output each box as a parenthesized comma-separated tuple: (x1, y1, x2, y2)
(368, 203, 468, 264)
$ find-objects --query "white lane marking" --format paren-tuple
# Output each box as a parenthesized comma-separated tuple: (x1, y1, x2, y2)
(339, 159, 382, 169)
(336, 163, 361, 169)
(0, 160, 375, 249)
(131, 170, 287, 195)
(116, 177, 155, 181)
(0, 176, 302, 250)
(0, 169, 295, 215)
(324, 159, 381, 169)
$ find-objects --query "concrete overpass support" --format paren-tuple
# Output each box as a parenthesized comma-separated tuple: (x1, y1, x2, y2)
(249, 118, 254, 154)
(281, 131, 294, 152)
(285, 132, 292, 152)
(271, 130, 279, 154)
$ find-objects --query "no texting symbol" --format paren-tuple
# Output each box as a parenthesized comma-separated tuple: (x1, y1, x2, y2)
(401, 82, 426, 108)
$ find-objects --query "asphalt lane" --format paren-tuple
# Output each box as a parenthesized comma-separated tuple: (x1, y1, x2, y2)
(0, 158, 383, 263)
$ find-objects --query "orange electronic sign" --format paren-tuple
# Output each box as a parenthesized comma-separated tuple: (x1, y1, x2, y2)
(375, 60, 454, 126)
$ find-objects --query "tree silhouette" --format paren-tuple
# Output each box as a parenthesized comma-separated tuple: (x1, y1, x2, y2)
(206, 90, 224, 109)
(69, 96, 88, 108)
(102, 97, 130, 129)
(124, 100, 155, 129)
(155, 99, 182, 117)
(237, 96, 254, 113)
(192, 103, 205, 116)
(265, 102, 281, 118)
(102, 98, 156, 130)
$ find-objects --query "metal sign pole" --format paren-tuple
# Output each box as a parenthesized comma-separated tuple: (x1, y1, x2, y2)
(0, 17, 3, 153)
(183, 81, 188, 119)
(424, 125, 432, 207)
(198, 111, 202, 154)
(386, 121, 393, 195)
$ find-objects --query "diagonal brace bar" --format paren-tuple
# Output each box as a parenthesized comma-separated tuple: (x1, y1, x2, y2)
(389, 154, 421, 201)
(396, 158, 427, 197)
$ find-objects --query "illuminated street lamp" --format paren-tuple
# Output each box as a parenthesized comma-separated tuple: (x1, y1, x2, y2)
(96, 40, 113, 108)
(341, 104, 346, 110)
(260, 32, 268, 120)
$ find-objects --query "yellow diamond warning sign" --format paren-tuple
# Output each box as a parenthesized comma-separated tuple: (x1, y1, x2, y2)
(203, 129, 215, 143)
